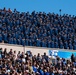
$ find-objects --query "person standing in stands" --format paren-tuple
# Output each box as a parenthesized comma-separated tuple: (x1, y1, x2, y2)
(42, 53, 49, 63)
(0, 34, 2, 43)
(71, 54, 75, 62)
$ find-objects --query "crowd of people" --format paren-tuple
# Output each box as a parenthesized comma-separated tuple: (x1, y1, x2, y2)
(0, 48, 76, 75)
(0, 8, 76, 50)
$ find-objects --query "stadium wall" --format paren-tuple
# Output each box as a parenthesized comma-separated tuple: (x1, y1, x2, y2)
(0, 43, 24, 54)
(0, 43, 76, 58)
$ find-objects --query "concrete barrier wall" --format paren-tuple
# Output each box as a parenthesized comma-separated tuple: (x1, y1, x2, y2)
(0, 43, 24, 54)
(0, 43, 76, 57)
(25, 46, 49, 56)
(25, 46, 76, 56)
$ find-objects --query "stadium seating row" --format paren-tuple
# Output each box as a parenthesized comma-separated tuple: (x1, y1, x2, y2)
(0, 8, 76, 50)
(0, 48, 76, 75)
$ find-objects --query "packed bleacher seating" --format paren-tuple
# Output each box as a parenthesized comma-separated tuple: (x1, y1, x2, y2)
(0, 8, 76, 50)
(0, 48, 76, 75)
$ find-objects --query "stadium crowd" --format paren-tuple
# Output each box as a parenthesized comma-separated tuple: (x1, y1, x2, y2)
(0, 8, 76, 50)
(0, 48, 76, 75)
